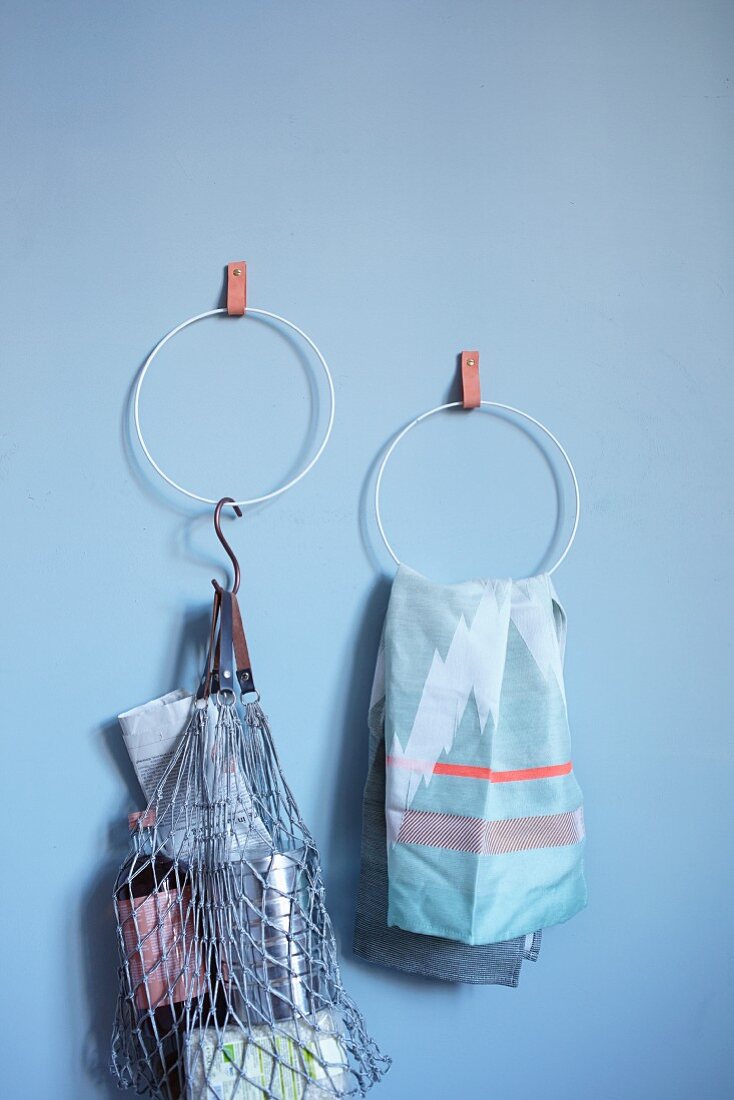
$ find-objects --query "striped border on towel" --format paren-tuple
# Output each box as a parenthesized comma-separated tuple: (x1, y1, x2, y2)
(386, 756, 573, 783)
(396, 806, 585, 855)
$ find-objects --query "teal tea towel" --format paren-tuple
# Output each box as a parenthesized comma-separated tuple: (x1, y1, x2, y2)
(384, 566, 587, 945)
(354, 669, 541, 984)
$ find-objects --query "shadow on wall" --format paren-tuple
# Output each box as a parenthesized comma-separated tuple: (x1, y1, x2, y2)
(317, 435, 395, 952)
(319, 575, 469, 1001)
(320, 575, 392, 952)
(80, 604, 213, 1095)
(80, 721, 141, 1098)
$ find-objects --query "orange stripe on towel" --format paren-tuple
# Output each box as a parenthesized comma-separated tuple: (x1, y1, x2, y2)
(386, 757, 573, 783)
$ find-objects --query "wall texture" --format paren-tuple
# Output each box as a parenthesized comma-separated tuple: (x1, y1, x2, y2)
(1, 2, 732, 1097)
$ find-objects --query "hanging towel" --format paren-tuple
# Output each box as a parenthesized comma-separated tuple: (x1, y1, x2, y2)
(382, 565, 587, 946)
(354, 631, 541, 985)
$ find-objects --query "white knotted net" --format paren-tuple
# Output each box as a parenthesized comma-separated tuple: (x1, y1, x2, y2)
(111, 588, 390, 1099)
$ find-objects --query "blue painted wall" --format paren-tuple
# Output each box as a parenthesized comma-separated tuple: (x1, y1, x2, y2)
(2, 2, 732, 1097)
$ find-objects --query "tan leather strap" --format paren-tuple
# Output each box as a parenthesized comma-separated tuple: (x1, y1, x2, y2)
(231, 593, 255, 693)
(461, 350, 480, 409)
(227, 261, 247, 316)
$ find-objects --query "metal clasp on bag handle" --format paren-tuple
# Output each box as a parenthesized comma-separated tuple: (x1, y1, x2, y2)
(213, 584, 257, 701)
(217, 585, 237, 706)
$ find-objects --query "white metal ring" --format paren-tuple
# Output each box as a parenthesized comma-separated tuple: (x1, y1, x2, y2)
(374, 401, 580, 575)
(133, 307, 335, 507)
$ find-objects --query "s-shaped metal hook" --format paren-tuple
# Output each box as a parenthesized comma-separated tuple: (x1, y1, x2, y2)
(212, 496, 242, 594)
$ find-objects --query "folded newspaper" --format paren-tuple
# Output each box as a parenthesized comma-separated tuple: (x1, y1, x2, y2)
(118, 689, 271, 857)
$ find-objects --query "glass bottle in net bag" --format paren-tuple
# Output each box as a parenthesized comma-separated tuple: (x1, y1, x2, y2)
(213, 750, 327, 1025)
(199, 742, 350, 1096)
(115, 809, 208, 1100)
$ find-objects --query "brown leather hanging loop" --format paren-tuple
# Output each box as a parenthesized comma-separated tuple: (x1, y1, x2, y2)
(461, 350, 481, 409)
(231, 593, 255, 694)
(227, 261, 247, 316)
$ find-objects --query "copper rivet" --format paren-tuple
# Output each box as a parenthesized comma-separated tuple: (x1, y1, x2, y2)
(233, 268, 242, 276)
(467, 358, 475, 366)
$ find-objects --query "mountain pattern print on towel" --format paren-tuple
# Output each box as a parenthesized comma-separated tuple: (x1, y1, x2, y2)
(383, 565, 587, 946)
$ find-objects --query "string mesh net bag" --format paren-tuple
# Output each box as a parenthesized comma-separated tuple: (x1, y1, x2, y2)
(111, 584, 390, 1099)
